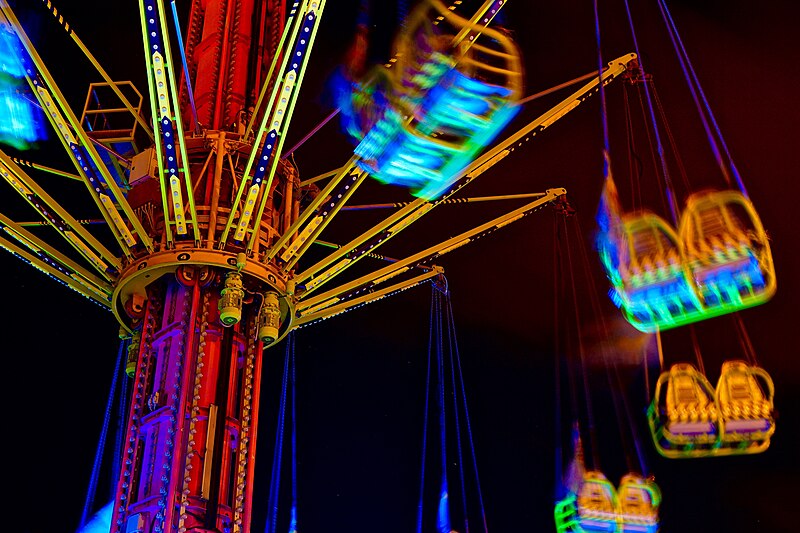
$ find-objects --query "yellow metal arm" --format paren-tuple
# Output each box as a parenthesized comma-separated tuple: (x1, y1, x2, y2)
(280, 169, 368, 272)
(219, 0, 327, 251)
(0, 213, 113, 296)
(0, 150, 121, 277)
(136, 0, 200, 245)
(291, 54, 636, 292)
(36, 0, 154, 141)
(0, 231, 112, 308)
(263, 156, 362, 261)
(293, 267, 442, 327)
(1, 3, 154, 255)
(296, 188, 566, 311)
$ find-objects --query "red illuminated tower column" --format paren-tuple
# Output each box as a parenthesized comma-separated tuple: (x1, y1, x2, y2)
(109, 1, 298, 532)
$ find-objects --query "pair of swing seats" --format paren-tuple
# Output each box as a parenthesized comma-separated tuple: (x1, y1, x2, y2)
(555, 472, 662, 533)
(648, 359, 775, 458)
(600, 189, 776, 333)
(600, 189, 776, 458)
(342, 0, 523, 200)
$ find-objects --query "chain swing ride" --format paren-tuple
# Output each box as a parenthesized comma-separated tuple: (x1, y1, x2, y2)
(595, 1, 776, 335)
(593, 0, 776, 460)
(0, 0, 780, 530)
(0, 0, 642, 531)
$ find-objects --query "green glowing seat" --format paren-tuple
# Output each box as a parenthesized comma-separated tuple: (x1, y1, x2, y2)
(555, 473, 662, 532)
(647, 363, 719, 458)
(716, 360, 775, 453)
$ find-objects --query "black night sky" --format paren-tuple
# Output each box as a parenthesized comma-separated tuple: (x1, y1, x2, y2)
(3, 1, 799, 532)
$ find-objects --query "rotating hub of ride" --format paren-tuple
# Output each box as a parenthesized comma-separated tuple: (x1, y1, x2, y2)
(113, 245, 296, 348)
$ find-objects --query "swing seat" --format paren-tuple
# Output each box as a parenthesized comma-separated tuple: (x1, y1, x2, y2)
(350, 0, 522, 200)
(607, 212, 701, 333)
(716, 360, 775, 452)
(648, 363, 720, 458)
(617, 474, 661, 533)
(576, 472, 620, 532)
(680, 190, 776, 316)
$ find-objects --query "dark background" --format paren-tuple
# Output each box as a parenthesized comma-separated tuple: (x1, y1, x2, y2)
(3, 1, 798, 532)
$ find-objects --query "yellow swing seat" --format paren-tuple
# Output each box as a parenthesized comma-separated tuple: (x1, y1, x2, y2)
(716, 360, 775, 452)
(647, 363, 719, 458)
(679, 190, 776, 315)
(576, 471, 620, 532)
(617, 473, 661, 533)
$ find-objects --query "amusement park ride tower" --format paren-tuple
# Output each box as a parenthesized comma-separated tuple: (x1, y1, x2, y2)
(0, 0, 638, 531)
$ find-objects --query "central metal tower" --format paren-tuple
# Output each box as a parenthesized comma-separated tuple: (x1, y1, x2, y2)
(111, 1, 297, 531)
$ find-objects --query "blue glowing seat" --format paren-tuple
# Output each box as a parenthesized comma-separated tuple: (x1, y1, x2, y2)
(598, 189, 776, 332)
(647, 363, 719, 458)
(715, 360, 775, 452)
(604, 212, 702, 333)
(343, 0, 523, 200)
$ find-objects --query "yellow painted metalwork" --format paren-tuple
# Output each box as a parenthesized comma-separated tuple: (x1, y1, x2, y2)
(10, 157, 82, 181)
(99, 195, 137, 247)
(0, 216, 112, 295)
(302, 258, 352, 293)
(234, 184, 263, 242)
(1, 3, 153, 254)
(221, 0, 321, 247)
(0, 151, 120, 275)
(2, 3, 152, 253)
(293, 268, 442, 327)
(155, 0, 199, 242)
(38, 0, 153, 140)
(246, 0, 328, 254)
(291, 196, 434, 286)
(243, 0, 311, 141)
(0, 231, 111, 307)
(294, 54, 635, 292)
(297, 188, 565, 309)
(265, 156, 360, 261)
(64, 231, 111, 274)
(138, 0, 173, 245)
(280, 168, 367, 271)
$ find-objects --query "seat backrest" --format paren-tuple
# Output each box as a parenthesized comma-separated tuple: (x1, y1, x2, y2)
(578, 472, 617, 512)
(665, 363, 715, 414)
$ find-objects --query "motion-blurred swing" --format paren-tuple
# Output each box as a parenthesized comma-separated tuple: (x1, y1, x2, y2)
(646, 316, 775, 458)
(339, 0, 523, 200)
(595, 0, 775, 334)
(553, 213, 661, 533)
